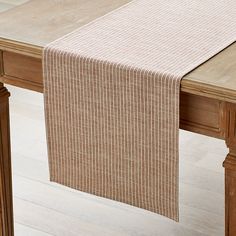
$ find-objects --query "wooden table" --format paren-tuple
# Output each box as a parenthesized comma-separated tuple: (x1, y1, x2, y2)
(0, 1, 235, 235)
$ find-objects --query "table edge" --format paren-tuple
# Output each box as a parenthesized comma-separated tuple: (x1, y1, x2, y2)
(1, 38, 236, 103)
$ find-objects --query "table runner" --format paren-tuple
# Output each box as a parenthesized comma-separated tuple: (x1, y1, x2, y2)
(43, 0, 236, 220)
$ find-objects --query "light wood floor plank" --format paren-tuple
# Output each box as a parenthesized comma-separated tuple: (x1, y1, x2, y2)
(13, 173, 224, 236)
(14, 223, 52, 236)
(0, 2, 14, 12)
(14, 198, 133, 236)
(0, 0, 28, 6)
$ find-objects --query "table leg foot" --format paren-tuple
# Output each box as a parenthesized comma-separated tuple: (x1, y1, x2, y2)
(223, 153, 236, 236)
(0, 84, 14, 236)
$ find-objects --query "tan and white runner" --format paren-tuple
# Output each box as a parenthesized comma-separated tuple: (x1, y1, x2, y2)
(43, 0, 236, 220)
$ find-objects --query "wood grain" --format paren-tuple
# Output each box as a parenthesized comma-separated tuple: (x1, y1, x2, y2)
(223, 103, 236, 236)
(2, 51, 42, 92)
(0, 83, 14, 236)
(180, 93, 226, 139)
(181, 42, 236, 103)
(0, 0, 132, 46)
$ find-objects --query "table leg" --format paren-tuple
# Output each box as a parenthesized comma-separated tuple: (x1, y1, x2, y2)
(223, 103, 236, 236)
(0, 83, 14, 236)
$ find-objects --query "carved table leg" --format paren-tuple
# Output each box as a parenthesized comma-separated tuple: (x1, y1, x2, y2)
(223, 103, 236, 236)
(0, 83, 14, 236)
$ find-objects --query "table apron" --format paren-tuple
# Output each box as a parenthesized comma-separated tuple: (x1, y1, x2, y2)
(0, 50, 228, 140)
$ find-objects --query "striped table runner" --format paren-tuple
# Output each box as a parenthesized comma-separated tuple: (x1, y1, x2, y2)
(43, 0, 236, 220)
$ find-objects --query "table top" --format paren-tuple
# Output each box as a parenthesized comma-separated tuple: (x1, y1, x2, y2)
(0, 0, 236, 102)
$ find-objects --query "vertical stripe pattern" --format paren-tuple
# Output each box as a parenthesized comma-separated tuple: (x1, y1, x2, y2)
(43, 0, 236, 221)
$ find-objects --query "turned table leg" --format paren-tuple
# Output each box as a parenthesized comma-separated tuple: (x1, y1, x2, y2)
(0, 83, 14, 236)
(223, 103, 236, 236)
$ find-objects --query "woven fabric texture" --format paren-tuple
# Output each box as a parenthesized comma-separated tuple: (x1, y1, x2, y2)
(43, 0, 236, 220)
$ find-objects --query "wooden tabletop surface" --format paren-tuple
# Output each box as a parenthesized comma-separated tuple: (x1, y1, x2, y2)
(0, 0, 235, 102)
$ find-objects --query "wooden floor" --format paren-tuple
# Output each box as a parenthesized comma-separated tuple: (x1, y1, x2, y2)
(0, 0, 28, 12)
(1, 2, 228, 236)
